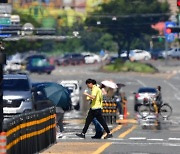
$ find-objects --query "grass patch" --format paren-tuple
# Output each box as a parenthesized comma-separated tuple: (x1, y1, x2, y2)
(102, 59, 158, 73)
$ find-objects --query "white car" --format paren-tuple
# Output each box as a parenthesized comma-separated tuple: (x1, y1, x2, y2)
(82, 53, 101, 64)
(59, 80, 81, 110)
(129, 49, 151, 61)
(168, 48, 180, 58)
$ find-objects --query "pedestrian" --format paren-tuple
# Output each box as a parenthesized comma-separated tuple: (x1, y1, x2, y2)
(76, 78, 113, 139)
(91, 79, 104, 139)
(84, 80, 104, 139)
(56, 106, 65, 138)
(156, 85, 163, 111)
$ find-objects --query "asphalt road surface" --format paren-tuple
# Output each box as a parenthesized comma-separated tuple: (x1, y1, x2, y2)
(29, 59, 180, 154)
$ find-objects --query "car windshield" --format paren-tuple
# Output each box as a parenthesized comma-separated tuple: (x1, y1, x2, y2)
(3, 79, 30, 91)
(138, 88, 157, 93)
(31, 58, 50, 67)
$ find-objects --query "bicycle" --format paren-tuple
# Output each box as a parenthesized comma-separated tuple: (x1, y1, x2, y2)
(138, 97, 172, 119)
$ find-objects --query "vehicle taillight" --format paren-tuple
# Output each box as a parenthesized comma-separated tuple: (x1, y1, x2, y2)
(135, 93, 140, 98)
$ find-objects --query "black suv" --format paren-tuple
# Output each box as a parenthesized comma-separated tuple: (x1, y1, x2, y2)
(55, 53, 85, 66)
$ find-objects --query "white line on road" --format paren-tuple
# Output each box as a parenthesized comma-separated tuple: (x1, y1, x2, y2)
(129, 137, 146, 140)
(164, 80, 180, 100)
(136, 80, 146, 87)
(147, 139, 164, 141)
(112, 142, 180, 147)
(168, 138, 180, 141)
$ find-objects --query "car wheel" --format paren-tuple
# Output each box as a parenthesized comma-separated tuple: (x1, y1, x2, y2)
(134, 104, 138, 112)
(144, 56, 149, 60)
(74, 103, 80, 110)
(94, 60, 98, 64)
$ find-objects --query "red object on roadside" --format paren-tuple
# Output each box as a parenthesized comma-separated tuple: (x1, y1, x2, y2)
(165, 28, 172, 34)
(123, 99, 128, 119)
(177, 0, 180, 7)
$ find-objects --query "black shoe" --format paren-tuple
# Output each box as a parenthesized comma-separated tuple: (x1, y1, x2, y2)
(76, 133, 85, 138)
(91, 132, 103, 139)
(91, 135, 102, 139)
(104, 133, 113, 139)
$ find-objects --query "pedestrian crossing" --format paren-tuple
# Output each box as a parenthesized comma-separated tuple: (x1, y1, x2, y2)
(57, 131, 180, 144)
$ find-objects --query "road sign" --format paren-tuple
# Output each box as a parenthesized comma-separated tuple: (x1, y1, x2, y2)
(0, 4, 12, 14)
(164, 21, 176, 42)
(0, 17, 11, 25)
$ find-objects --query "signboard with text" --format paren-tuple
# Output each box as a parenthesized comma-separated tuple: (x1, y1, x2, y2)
(0, 4, 12, 14)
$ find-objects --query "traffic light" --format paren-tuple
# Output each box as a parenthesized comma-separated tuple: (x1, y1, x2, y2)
(165, 28, 172, 34)
(165, 27, 180, 34)
(177, 0, 180, 7)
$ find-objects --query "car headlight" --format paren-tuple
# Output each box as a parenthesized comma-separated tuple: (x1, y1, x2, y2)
(24, 98, 32, 102)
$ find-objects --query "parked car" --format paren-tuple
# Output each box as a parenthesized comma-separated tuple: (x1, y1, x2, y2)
(55, 53, 85, 66)
(133, 87, 157, 112)
(168, 48, 180, 59)
(129, 49, 151, 61)
(25, 54, 55, 74)
(82, 52, 101, 64)
(150, 50, 164, 60)
(32, 82, 72, 111)
(161, 48, 175, 58)
(59, 80, 81, 110)
(3, 73, 34, 118)
(4, 53, 26, 73)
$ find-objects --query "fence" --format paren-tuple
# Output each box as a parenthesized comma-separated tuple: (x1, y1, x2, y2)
(0, 106, 56, 154)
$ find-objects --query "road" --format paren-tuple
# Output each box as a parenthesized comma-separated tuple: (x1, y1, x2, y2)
(29, 60, 180, 154)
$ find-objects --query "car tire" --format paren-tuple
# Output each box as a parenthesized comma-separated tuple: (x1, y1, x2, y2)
(74, 103, 80, 110)
(94, 60, 98, 64)
(144, 56, 149, 60)
(134, 104, 138, 112)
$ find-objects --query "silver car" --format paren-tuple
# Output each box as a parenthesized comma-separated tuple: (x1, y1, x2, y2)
(3, 74, 33, 118)
(134, 87, 157, 112)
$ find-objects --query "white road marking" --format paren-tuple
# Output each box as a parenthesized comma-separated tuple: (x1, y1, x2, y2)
(164, 80, 180, 100)
(147, 139, 164, 141)
(168, 138, 180, 141)
(129, 137, 146, 140)
(112, 142, 180, 147)
(136, 80, 146, 87)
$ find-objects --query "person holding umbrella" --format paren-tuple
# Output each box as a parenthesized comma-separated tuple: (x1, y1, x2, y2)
(76, 78, 113, 139)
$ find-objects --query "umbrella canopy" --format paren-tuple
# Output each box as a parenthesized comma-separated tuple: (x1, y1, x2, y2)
(117, 83, 126, 88)
(101, 80, 118, 89)
(32, 82, 72, 111)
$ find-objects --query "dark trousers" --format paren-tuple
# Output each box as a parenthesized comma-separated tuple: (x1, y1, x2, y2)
(82, 108, 110, 134)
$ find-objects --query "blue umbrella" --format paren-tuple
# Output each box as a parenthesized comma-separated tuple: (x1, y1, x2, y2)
(33, 82, 72, 111)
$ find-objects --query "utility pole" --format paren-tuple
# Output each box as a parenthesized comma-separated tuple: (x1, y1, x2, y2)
(0, 41, 5, 132)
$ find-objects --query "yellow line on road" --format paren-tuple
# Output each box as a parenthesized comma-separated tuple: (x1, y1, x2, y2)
(95, 125, 122, 154)
(92, 143, 112, 154)
(119, 125, 137, 138)
(102, 125, 123, 139)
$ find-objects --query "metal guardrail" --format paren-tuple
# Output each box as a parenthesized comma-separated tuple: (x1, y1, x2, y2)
(1, 106, 56, 154)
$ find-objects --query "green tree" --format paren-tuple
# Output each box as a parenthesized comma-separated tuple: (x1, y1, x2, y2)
(85, 0, 170, 57)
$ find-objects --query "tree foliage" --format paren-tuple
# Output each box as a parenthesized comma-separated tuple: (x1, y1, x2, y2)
(85, 0, 170, 56)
